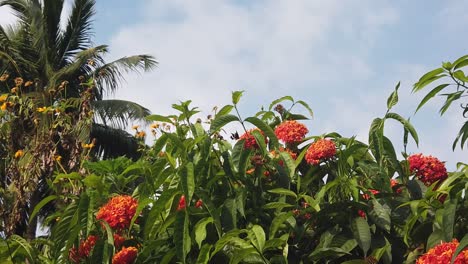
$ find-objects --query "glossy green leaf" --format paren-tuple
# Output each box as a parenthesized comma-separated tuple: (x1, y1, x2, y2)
(232, 90, 244, 104)
(268, 188, 297, 199)
(174, 212, 191, 263)
(210, 114, 239, 133)
(244, 116, 279, 148)
(387, 82, 400, 110)
(195, 217, 214, 249)
(415, 84, 450, 113)
(268, 96, 294, 110)
(351, 217, 371, 256)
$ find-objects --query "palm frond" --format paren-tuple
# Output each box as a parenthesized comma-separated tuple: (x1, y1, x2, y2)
(92, 99, 151, 129)
(57, 0, 95, 66)
(92, 55, 157, 97)
(42, 0, 65, 64)
(90, 123, 141, 160)
(48, 45, 107, 88)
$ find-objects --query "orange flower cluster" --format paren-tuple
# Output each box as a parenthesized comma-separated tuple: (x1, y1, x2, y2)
(112, 246, 138, 264)
(408, 153, 447, 186)
(274, 120, 308, 144)
(239, 128, 267, 150)
(96, 195, 138, 230)
(305, 139, 336, 165)
(270, 147, 298, 166)
(416, 239, 468, 264)
(69, 235, 99, 263)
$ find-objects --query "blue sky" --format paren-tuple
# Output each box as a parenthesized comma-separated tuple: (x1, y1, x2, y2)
(1, 0, 467, 168)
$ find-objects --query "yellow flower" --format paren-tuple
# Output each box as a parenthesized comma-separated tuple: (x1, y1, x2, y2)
(37, 107, 47, 113)
(136, 131, 146, 138)
(0, 94, 7, 102)
(132, 125, 140, 130)
(14, 150, 24, 159)
(1, 102, 7, 111)
(54, 155, 62, 162)
(150, 122, 159, 129)
(24, 81, 33, 87)
(14, 77, 23, 86)
(83, 143, 95, 149)
(0, 74, 9, 82)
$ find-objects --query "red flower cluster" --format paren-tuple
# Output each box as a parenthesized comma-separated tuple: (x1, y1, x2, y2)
(408, 153, 448, 186)
(390, 179, 402, 194)
(112, 246, 138, 264)
(195, 199, 203, 209)
(96, 195, 138, 230)
(114, 233, 126, 249)
(362, 189, 380, 200)
(177, 195, 186, 211)
(271, 147, 298, 166)
(239, 128, 268, 150)
(274, 120, 308, 144)
(416, 239, 468, 264)
(305, 139, 336, 165)
(69, 235, 99, 263)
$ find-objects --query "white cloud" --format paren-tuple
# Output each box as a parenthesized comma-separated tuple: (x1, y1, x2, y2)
(0, 6, 16, 26)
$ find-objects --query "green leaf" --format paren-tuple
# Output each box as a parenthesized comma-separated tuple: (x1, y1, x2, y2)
(427, 229, 445, 250)
(29, 195, 57, 224)
(216, 105, 234, 117)
(268, 188, 297, 199)
(369, 200, 391, 233)
(270, 212, 293, 238)
(212, 229, 247, 257)
(452, 55, 468, 69)
(385, 112, 419, 146)
(268, 96, 294, 110)
(174, 212, 191, 264)
(415, 83, 450, 113)
(263, 202, 294, 210)
(442, 199, 457, 241)
(451, 234, 468, 264)
(296, 100, 314, 118)
(232, 90, 244, 105)
(453, 121, 468, 150)
(387, 82, 400, 110)
(351, 217, 371, 256)
(210, 114, 239, 133)
(413, 67, 445, 92)
(181, 162, 195, 202)
(279, 151, 296, 180)
(249, 225, 266, 253)
(341, 260, 367, 264)
(9, 235, 36, 263)
(230, 248, 259, 264)
(195, 217, 214, 249)
(439, 91, 463, 115)
(196, 244, 213, 264)
(146, 114, 173, 123)
(244, 116, 279, 148)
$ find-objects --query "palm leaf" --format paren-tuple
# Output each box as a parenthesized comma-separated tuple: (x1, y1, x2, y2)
(57, 0, 95, 65)
(92, 55, 157, 97)
(92, 99, 151, 129)
(43, 0, 65, 64)
(90, 123, 141, 160)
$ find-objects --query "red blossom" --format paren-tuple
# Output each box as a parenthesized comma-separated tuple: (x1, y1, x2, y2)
(96, 195, 138, 230)
(274, 120, 308, 144)
(69, 235, 99, 263)
(390, 179, 402, 194)
(416, 239, 468, 264)
(408, 153, 448, 186)
(358, 210, 366, 219)
(239, 128, 268, 150)
(195, 199, 203, 209)
(362, 189, 379, 200)
(113, 233, 126, 249)
(177, 195, 186, 211)
(305, 139, 336, 165)
(112, 246, 138, 264)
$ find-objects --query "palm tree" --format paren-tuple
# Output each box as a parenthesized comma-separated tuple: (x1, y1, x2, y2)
(0, 0, 156, 238)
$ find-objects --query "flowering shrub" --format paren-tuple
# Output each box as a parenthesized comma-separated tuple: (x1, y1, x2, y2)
(274, 120, 308, 143)
(96, 195, 138, 230)
(408, 153, 448, 186)
(416, 239, 468, 264)
(112, 246, 138, 264)
(305, 138, 336, 165)
(239, 128, 268, 149)
(69, 235, 99, 263)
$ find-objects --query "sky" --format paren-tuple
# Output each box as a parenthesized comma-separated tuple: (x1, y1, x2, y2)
(1, 0, 467, 169)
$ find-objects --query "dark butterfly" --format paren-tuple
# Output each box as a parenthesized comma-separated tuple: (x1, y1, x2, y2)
(230, 131, 239, 140)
